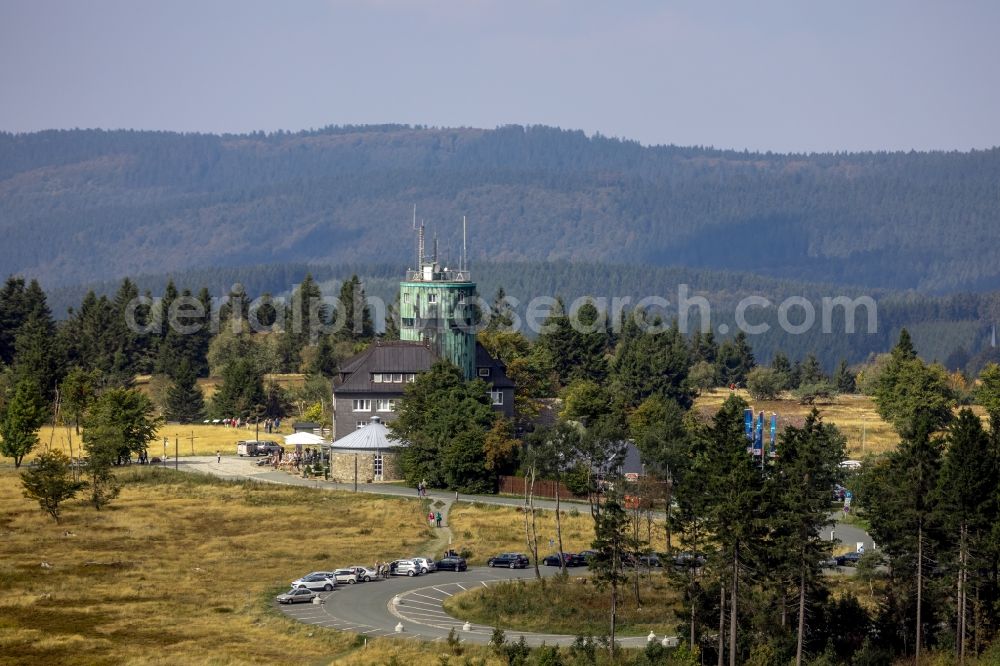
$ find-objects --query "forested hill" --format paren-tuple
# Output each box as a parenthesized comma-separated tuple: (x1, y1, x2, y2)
(1, 124, 999, 292)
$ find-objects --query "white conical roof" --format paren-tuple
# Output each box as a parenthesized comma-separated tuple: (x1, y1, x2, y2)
(330, 416, 405, 450)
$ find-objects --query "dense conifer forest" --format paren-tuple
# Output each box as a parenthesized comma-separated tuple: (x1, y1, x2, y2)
(2, 124, 999, 292)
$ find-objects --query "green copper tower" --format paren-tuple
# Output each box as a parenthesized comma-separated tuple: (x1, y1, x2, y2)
(399, 222, 477, 380)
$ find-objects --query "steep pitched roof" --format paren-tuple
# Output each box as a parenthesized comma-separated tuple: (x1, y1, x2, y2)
(334, 340, 436, 394)
(475, 342, 516, 388)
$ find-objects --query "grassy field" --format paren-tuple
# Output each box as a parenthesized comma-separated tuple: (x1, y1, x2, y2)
(0, 465, 501, 666)
(443, 574, 679, 637)
(34, 423, 293, 461)
(446, 501, 656, 566)
(694, 388, 898, 458)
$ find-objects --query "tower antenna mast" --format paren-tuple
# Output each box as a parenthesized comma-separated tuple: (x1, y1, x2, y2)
(462, 215, 467, 272)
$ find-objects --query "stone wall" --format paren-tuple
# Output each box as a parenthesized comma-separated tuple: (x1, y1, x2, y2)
(329, 450, 402, 483)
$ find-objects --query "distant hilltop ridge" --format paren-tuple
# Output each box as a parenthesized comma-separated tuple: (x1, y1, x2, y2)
(1, 124, 999, 292)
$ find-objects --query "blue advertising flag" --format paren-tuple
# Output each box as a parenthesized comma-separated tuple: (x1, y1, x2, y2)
(753, 411, 764, 455)
(769, 413, 777, 455)
(744, 409, 754, 440)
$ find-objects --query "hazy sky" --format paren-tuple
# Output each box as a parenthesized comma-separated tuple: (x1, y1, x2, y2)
(1, 0, 998, 152)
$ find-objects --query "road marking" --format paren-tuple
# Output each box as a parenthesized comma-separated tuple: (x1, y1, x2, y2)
(410, 592, 446, 602)
(481, 581, 490, 588)
(456, 583, 467, 591)
(432, 586, 452, 596)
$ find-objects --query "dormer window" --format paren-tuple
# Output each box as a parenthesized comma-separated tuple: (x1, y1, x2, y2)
(478, 368, 491, 377)
(428, 293, 437, 303)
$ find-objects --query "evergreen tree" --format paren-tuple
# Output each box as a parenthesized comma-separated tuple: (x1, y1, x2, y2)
(12, 309, 63, 399)
(771, 352, 792, 390)
(309, 334, 339, 377)
(0, 276, 29, 364)
(800, 353, 826, 385)
(716, 332, 755, 388)
(536, 298, 607, 386)
(165, 360, 206, 424)
(770, 410, 845, 665)
(487, 286, 516, 331)
(936, 409, 999, 661)
(20, 449, 85, 523)
(212, 357, 265, 419)
(833, 359, 857, 394)
(702, 394, 765, 665)
(859, 414, 944, 661)
(611, 317, 693, 410)
(336, 275, 374, 341)
(0, 378, 46, 468)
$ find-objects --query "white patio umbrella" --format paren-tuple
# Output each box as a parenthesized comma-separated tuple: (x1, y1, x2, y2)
(284, 431, 326, 445)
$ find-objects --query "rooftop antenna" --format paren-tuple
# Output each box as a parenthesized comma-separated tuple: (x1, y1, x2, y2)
(417, 222, 425, 267)
(462, 215, 467, 272)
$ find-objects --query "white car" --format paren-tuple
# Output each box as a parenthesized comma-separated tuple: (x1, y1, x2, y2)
(290, 572, 336, 591)
(348, 566, 379, 582)
(391, 560, 421, 577)
(331, 569, 359, 584)
(411, 557, 436, 574)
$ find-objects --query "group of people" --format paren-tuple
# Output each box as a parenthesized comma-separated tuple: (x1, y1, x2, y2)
(416, 480, 428, 497)
(371, 561, 394, 578)
(263, 418, 281, 433)
(427, 510, 443, 528)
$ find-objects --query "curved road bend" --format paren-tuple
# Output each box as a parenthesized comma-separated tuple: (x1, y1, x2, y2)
(277, 564, 662, 648)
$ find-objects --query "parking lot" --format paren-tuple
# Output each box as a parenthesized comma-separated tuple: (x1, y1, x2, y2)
(276, 564, 663, 648)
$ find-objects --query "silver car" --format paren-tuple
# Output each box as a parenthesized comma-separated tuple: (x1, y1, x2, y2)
(391, 559, 421, 577)
(290, 572, 336, 591)
(411, 557, 436, 574)
(276, 588, 319, 604)
(348, 566, 379, 582)
(332, 569, 359, 584)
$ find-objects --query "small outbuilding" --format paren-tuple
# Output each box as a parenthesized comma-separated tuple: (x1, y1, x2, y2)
(327, 416, 405, 483)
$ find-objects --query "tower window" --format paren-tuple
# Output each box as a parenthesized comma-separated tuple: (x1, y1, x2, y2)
(428, 293, 437, 303)
(490, 390, 503, 406)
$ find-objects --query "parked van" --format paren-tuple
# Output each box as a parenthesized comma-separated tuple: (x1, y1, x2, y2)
(237, 440, 281, 457)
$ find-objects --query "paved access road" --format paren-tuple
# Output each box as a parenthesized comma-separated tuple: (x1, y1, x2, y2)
(278, 564, 668, 648)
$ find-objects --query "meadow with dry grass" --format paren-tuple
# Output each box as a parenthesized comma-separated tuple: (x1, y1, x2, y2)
(449, 501, 610, 565)
(694, 388, 899, 457)
(0, 465, 500, 665)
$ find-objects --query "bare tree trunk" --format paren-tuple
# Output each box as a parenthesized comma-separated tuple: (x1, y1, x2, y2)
(796, 564, 806, 666)
(523, 470, 531, 571)
(958, 521, 969, 664)
(610, 578, 618, 663)
(555, 479, 566, 574)
(690, 583, 697, 651)
(528, 466, 540, 579)
(916, 517, 923, 666)
(717, 583, 726, 666)
(730, 544, 738, 666)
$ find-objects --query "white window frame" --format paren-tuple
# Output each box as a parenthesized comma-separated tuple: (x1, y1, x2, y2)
(406, 373, 416, 383)
(392, 373, 403, 383)
(376, 399, 396, 412)
(352, 399, 371, 412)
(490, 390, 503, 406)
(372, 373, 383, 383)
(373, 453, 383, 479)
(355, 420, 368, 429)
(478, 367, 491, 377)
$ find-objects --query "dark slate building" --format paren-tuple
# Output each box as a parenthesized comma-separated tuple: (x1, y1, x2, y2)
(331, 339, 515, 440)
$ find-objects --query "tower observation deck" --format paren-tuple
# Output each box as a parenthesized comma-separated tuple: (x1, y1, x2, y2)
(398, 224, 477, 380)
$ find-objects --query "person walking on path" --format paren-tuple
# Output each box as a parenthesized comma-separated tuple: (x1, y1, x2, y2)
(435, 511, 442, 528)
(427, 511, 435, 527)
(216, 450, 220, 464)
